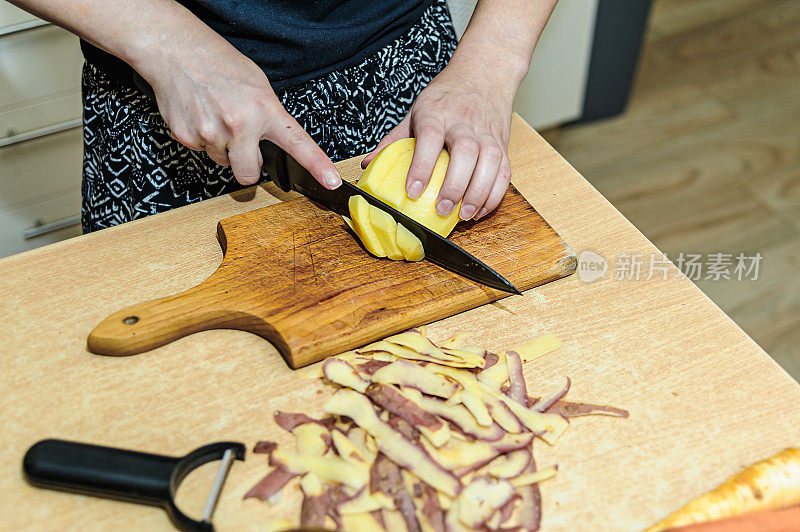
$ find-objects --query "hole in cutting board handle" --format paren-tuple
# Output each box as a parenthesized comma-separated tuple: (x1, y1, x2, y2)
(123, 316, 139, 325)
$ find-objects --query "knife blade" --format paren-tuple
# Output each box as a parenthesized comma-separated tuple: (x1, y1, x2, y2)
(259, 140, 521, 294)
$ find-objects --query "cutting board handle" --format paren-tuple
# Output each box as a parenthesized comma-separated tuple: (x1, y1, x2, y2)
(87, 285, 284, 357)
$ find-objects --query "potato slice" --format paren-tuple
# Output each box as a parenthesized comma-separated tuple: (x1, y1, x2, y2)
(441, 346, 487, 367)
(347, 427, 378, 464)
(368, 205, 405, 260)
(244, 468, 297, 501)
(262, 517, 294, 532)
(332, 429, 368, 467)
(300, 488, 339, 529)
(382, 509, 410, 532)
(458, 390, 494, 428)
(396, 223, 425, 261)
(348, 195, 386, 257)
(510, 334, 563, 363)
(437, 332, 469, 349)
(370, 454, 421, 531)
(418, 484, 447, 532)
(488, 387, 568, 444)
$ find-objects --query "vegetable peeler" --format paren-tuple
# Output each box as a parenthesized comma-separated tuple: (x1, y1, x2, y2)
(23, 439, 246, 531)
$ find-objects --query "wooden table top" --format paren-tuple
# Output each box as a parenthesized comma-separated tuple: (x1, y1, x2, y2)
(1, 115, 798, 531)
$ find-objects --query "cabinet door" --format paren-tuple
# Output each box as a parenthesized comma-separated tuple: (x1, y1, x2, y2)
(0, 128, 83, 258)
(0, 2, 42, 33)
(0, 193, 82, 258)
(0, 24, 83, 137)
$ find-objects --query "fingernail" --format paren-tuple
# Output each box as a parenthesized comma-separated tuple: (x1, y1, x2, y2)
(476, 207, 488, 219)
(436, 199, 454, 217)
(324, 170, 341, 189)
(459, 204, 477, 220)
(407, 180, 424, 199)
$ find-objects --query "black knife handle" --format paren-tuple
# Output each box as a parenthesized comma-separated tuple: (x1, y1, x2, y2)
(259, 140, 292, 192)
(23, 439, 178, 506)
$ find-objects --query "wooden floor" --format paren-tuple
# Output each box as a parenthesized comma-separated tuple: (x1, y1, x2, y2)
(552, 0, 800, 379)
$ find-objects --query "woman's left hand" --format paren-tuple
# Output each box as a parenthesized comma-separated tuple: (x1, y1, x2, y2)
(362, 65, 517, 221)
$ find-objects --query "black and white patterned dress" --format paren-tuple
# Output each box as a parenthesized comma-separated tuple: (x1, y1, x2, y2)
(80, 0, 457, 233)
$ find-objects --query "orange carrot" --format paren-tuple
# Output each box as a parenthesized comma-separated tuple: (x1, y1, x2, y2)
(645, 448, 800, 532)
(665, 505, 800, 532)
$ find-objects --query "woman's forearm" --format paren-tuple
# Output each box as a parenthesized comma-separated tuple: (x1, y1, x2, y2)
(447, 0, 559, 98)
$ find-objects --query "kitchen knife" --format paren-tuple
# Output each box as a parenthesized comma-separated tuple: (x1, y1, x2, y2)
(259, 140, 521, 294)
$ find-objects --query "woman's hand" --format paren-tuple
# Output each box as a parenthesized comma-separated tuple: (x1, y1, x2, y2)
(362, 0, 556, 220)
(11, 0, 340, 189)
(363, 67, 515, 220)
(141, 35, 340, 188)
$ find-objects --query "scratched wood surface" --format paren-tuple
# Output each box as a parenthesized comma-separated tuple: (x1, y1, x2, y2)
(87, 185, 575, 368)
(1, 115, 799, 531)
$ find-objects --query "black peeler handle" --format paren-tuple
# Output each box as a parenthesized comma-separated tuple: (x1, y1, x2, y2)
(23, 438, 178, 505)
(23, 439, 246, 531)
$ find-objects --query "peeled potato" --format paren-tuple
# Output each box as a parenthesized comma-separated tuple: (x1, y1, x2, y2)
(375, 150, 413, 210)
(369, 206, 405, 261)
(396, 148, 458, 237)
(349, 139, 460, 261)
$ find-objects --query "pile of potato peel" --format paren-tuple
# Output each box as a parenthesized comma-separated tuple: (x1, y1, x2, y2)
(245, 329, 628, 531)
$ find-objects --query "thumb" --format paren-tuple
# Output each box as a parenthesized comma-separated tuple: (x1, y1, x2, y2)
(361, 116, 412, 169)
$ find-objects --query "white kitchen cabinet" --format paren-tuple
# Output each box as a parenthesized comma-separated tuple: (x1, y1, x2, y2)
(0, 4, 83, 258)
(0, 1, 43, 33)
(447, 0, 598, 129)
(0, 128, 83, 255)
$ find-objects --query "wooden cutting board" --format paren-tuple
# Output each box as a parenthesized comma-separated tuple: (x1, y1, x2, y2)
(88, 185, 576, 368)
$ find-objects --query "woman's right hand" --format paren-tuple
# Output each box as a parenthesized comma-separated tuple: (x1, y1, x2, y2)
(138, 33, 340, 189)
(9, 0, 338, 188)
